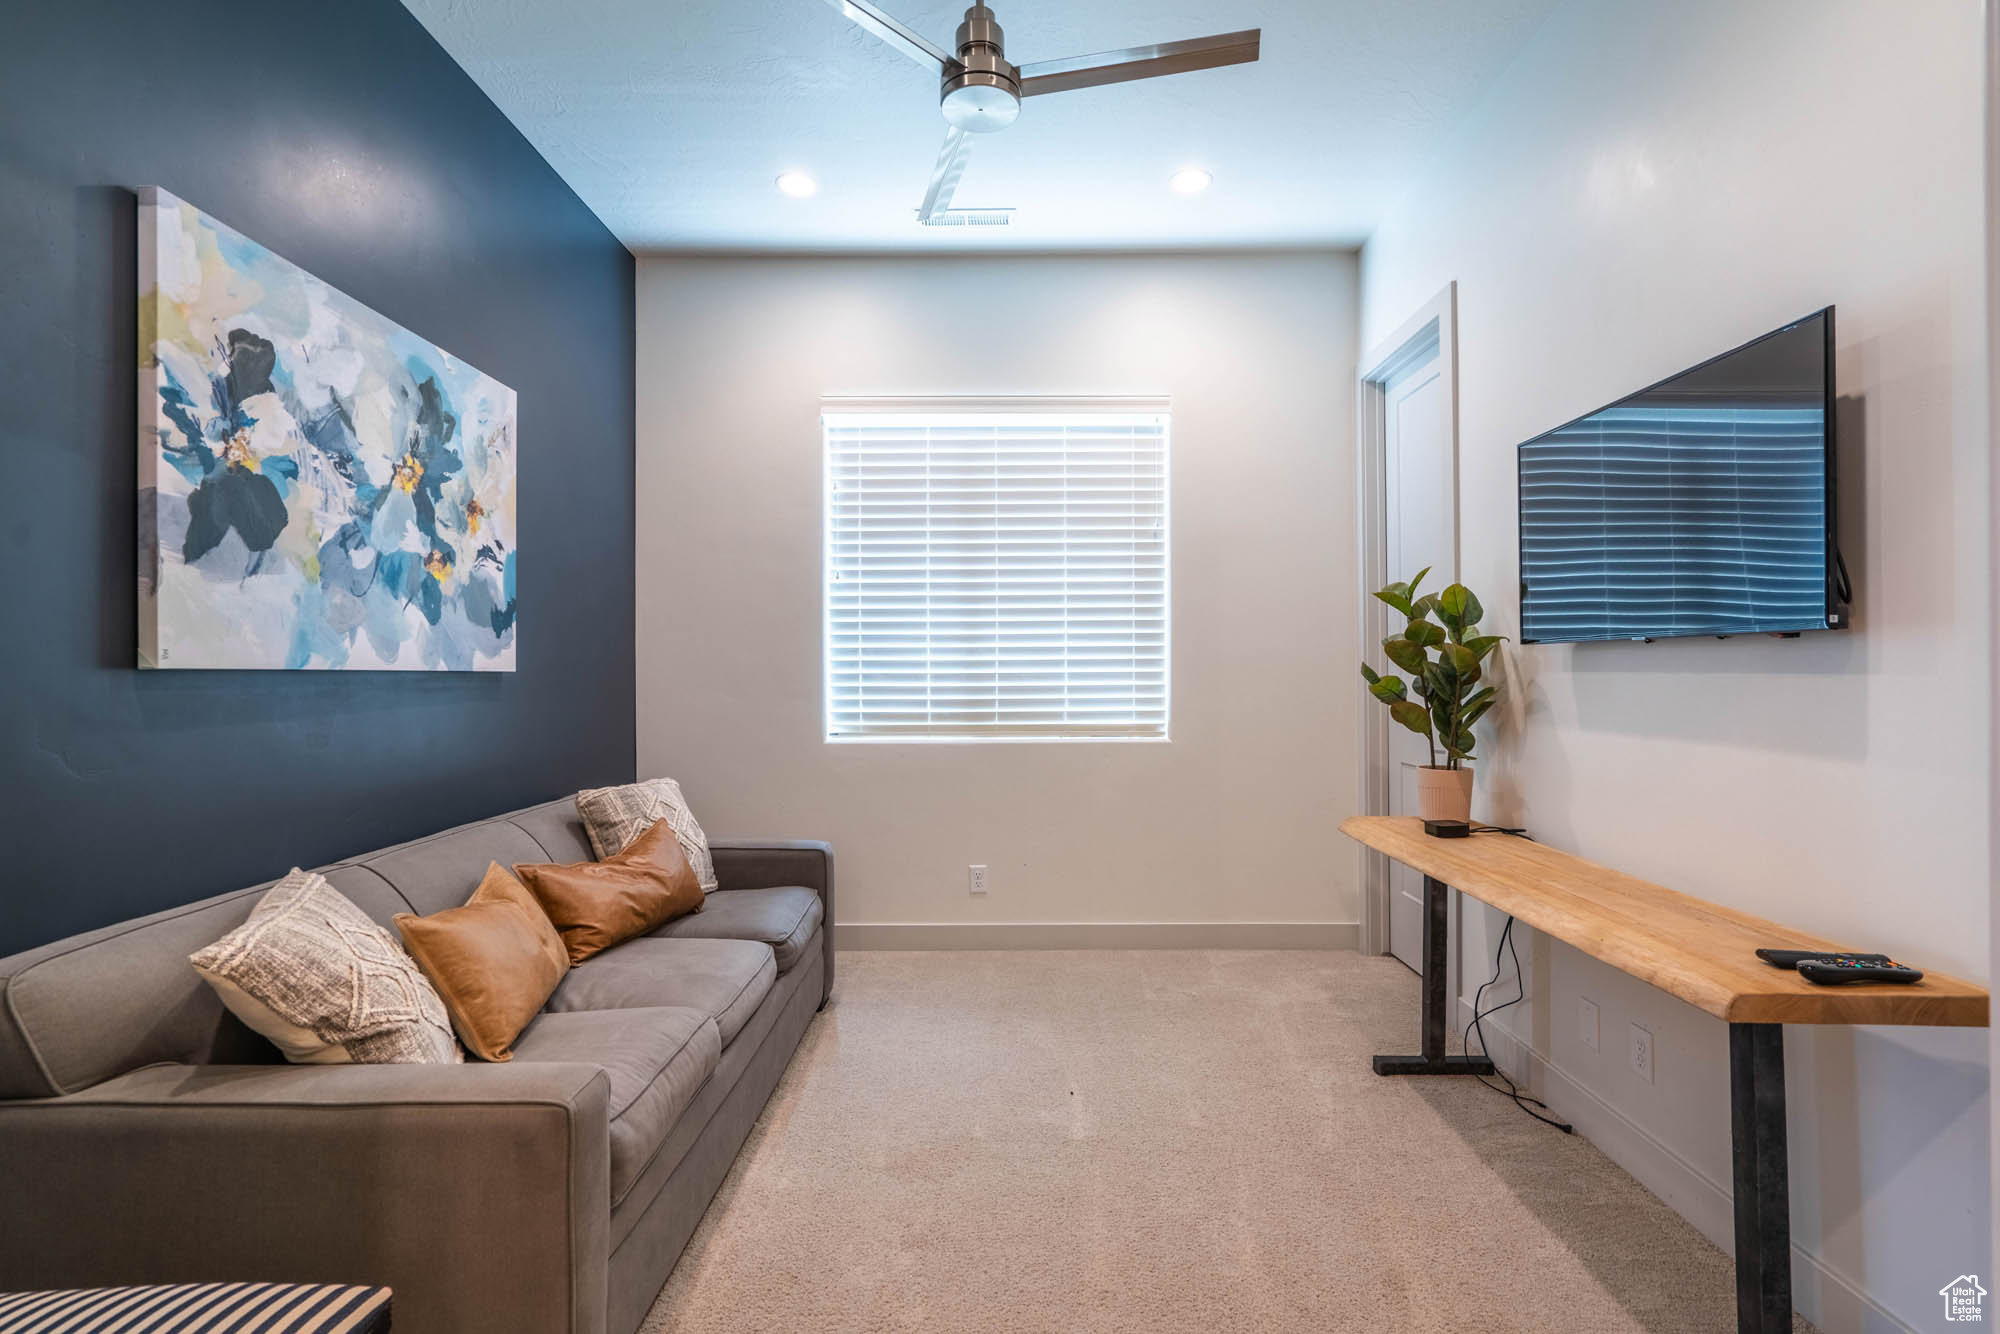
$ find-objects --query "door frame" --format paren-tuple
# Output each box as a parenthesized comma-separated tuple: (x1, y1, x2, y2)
(1984, 0, 1998, 1296)
(1354, 282, 1460, 958)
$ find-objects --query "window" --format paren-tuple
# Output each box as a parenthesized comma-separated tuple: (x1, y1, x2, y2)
(823, 398, 1169, 741)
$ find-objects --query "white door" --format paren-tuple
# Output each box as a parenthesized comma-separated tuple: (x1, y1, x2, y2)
(1382, 351, 1456, 973)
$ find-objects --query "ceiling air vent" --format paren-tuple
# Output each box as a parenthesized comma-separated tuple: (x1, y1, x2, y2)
(916, 208, 1015, 227)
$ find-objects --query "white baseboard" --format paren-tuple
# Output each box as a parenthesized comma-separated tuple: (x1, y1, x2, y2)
(1460, 998, 1915, 1334)
(835, 921, 1359, 950)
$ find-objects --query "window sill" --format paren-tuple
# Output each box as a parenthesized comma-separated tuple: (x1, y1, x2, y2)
(823, 734, 1171, 745)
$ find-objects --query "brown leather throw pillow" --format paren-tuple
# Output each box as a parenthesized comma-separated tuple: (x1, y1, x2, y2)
(513, 818, 703, 965)
(395, 862, 570, 1062)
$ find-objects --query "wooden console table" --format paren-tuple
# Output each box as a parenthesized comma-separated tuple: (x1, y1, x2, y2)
(1340, 815, 1988, 1334)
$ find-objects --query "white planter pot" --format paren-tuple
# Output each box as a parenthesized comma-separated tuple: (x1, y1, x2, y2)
(1415, 765, 1473, 823)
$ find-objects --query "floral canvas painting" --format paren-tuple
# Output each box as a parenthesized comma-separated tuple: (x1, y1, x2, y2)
(138, 187, 517, 671)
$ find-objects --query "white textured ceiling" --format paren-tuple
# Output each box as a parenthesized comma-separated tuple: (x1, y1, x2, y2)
(402, 0, 1559, 251)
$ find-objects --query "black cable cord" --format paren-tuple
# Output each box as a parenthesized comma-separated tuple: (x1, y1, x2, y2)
(1462, 918, 1572, 1132)
(1461, 833, 1569, 1127)
(1427, 823, 1572, 1129)
(1833, 547, 1853, 605)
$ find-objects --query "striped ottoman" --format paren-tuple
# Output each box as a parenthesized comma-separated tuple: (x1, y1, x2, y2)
(0, 1283, 389, 1332)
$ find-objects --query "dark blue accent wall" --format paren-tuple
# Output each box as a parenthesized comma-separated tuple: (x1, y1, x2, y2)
(0, 0, 636, 954)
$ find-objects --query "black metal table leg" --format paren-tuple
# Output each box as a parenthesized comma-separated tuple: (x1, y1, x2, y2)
(1374, 874, 1495, 1076)
(1730, 1023, 1792, 1332)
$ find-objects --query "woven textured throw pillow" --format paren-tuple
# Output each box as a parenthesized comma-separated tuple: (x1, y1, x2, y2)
(575, 777, 717, 894)
(191, 869, 463, 1065)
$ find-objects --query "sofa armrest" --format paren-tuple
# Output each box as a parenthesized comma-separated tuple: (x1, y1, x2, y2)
(709, 840, 834, 1006)
(0, 1061, 611, 1334)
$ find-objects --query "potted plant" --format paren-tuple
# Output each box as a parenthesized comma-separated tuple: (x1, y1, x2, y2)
(1359, 568, 1504, 823)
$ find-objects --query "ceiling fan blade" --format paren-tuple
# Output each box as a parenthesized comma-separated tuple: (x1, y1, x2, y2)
(917, 128, 975, 224)
(821, 0, 952, 72)
(1017, 29, 1260, 97)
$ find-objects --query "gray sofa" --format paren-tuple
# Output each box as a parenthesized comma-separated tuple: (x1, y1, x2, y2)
(0, 797, 834, 1334)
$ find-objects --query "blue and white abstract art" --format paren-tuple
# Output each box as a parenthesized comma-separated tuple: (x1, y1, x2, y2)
(138, 187, 518, 671)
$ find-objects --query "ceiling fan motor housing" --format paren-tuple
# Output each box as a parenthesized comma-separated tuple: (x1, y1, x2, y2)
(940, 3, 1020, 132)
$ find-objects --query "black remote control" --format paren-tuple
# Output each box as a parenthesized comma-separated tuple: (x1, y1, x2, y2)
(1756, 948, 1890, 970)
(1796, 958, 1924, 986)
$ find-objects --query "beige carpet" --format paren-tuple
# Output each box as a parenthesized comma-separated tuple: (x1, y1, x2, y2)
(642, 950, 1810, 1333)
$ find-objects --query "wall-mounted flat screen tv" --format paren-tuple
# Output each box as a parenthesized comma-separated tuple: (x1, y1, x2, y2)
(1516, 308, 1847, 644)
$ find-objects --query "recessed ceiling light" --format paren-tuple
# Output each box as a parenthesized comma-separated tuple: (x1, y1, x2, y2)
(775, 171, 818, 198)
(1170, 168, 1213, 195)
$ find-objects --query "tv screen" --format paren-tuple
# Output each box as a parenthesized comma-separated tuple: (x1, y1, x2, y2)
(1516, 308, 1844, 644)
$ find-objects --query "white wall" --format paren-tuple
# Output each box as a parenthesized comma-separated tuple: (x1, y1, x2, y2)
(1360, 1, 1989, 1329)
(636, 253, 1360, 938)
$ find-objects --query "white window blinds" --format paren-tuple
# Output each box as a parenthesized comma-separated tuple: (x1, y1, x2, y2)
(824, 400, 1170, 740)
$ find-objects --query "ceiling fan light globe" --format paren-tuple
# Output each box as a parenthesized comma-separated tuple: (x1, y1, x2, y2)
(941, 80, 1020, 132)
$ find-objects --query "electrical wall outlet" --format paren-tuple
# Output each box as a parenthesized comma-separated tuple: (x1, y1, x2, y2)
(968, 864, 988, 895)
(1628, 1023, 1655, 1084)
(1578, 997, 1599, 1051)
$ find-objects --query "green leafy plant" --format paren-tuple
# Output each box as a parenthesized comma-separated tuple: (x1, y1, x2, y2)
(1358, 567, 1504, 771)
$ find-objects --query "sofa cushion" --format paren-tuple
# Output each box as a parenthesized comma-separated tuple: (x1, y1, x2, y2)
(510, 1006, 718, 1205)
(504, 799, 597, 865)
(0, 867, 413, 1099)
(360, 821, 552, 918)
(648, 888, 820, 972)
(547, 938, 775, 1047)
(648, 886, 823, 972)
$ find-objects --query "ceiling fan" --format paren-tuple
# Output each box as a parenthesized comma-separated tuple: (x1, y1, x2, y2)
(821, 1, 1261, 225)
